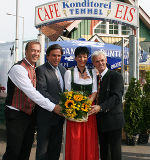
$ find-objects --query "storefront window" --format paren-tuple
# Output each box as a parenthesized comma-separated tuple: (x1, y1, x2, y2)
(122, 25, 131, 35)
(109, 22, 118, 35)
(94, 21, 106, 34)
(94, 21, 132, 36)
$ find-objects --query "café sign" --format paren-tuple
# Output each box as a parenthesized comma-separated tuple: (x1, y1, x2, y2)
(35, 0, 138, 28)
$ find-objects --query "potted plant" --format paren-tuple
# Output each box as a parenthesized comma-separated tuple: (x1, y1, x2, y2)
(124, 78, 143, 145)
(138, 71, 150, 144)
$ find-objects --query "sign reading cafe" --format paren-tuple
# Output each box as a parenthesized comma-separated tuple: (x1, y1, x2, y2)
(35, 0, 138, 28)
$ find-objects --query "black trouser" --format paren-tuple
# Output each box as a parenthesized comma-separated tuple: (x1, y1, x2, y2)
(36, 107, 64, 160)
(3, 107, 36, 160)
(98, 128, 122, 160)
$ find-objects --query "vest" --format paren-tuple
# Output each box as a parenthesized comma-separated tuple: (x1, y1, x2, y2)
(70, 67, 93, 96)
(5, 59, 36, 115)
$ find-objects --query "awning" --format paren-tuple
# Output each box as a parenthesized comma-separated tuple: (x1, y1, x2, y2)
(48, 40, 130, 69)
(47, 40, 147, 70)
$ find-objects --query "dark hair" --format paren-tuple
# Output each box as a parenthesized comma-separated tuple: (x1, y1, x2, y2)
(25, 41, 41, 51)
(46, 44, 63, 56)
(74, 46, 89, 57)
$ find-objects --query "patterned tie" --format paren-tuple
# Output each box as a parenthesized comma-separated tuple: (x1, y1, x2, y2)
(31, 67, 36, 88)
(96, 74, 102, 104)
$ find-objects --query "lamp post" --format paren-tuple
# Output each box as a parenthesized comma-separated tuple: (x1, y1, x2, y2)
(6, 12, 24, 60)
(6, 13, 24, 44)
(136, 0, 139, 80)
(6, 1, 24, 61)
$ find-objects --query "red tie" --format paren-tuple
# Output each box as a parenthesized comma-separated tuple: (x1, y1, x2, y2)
(96, 74, 102, 104)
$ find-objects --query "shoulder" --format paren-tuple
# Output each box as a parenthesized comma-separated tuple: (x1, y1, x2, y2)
(64, 67, 73, 77)
(59, 64, 66, 71)
(65, 68, 72, 74)
(8, 64, 28, 80)
(108, 70, 123, 83)
(110, 70, 122, 77)
(36, 63, 47, 72)
(9, 64, 27, 74)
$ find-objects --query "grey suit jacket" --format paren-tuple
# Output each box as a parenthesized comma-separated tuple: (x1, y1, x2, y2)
(35, 62, 66, 123)
(36, 62, 66, 104)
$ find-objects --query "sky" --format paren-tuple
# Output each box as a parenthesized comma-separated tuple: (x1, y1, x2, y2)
(0, 0, 150, 43)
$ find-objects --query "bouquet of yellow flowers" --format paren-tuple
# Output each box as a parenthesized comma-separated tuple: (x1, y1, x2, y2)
(59, 91, 92, 122)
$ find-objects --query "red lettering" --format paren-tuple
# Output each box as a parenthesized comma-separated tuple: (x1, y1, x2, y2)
(38, 8, 44, 21)
(44, 7, 51, 20)
(127, 8, 136, 22)
(115, 4, 136, 24)
(48, 3, 60, 19)
(115, 4, 124, 19)
(54, 3, 61, 17)
(48, 4, 54, 19)
(123, 6, 129, 20)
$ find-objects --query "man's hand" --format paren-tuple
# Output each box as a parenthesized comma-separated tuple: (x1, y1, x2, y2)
(53, 104, 62, 115)
(89, 105, 101, 115)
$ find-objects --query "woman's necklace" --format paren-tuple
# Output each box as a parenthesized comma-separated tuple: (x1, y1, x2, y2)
(77, 66, 86, 78)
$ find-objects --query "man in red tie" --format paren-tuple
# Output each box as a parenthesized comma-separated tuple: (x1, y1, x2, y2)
(90, 50, 125, 160)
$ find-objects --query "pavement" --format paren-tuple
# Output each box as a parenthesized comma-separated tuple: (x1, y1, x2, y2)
(0, 123, 150, 160)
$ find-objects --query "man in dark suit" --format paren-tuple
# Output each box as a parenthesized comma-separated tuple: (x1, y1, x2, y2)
(35, 44, 66, 160)
(90, 50, 125, 160)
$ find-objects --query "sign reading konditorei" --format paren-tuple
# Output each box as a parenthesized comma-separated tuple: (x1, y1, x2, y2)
(35, 0, 138, 28)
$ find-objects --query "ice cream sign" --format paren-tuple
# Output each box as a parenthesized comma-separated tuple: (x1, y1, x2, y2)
(35, 0, 138, 28)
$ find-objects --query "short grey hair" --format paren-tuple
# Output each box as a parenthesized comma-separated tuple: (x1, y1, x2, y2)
(91, 50, 106, 62)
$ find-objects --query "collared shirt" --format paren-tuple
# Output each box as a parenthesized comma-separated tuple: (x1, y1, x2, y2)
(100, 67, 108, 80)
(48, 62, 64, 91)
(7, 58, 55, 112)
(64, 66, 97, 92)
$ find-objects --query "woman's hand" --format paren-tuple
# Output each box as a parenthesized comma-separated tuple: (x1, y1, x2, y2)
(88, 105, 101, 115)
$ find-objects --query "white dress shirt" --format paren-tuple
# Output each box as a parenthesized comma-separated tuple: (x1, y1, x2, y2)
(7, 58, 55, 112)
(64, 66, 97, 92)
(100, 67, 108, 80)
(49, 63, 64, 91)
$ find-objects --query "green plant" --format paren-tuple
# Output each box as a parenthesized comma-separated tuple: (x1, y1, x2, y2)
(140, 71, 150, 134)
(124, 78, 143, 139)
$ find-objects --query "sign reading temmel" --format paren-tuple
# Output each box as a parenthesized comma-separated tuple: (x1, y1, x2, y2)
(35, 0, 138, 28)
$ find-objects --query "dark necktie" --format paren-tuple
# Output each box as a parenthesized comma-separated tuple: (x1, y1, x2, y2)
(96, 74, 102, 104)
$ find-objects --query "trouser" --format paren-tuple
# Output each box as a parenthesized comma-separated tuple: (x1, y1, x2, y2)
(36, 107, 64, 160)
(2, 107, 36, 160)
(98, 128, 122, 160)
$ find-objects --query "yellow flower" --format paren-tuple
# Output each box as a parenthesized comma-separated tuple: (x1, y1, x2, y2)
(87, 99, 92, 105)
(81, 104, 88, 112)
(66, 108, 77, 118)
(60, 91, 92, 121)
(73, 94, 83, 101)
(65, 100, 75, 108)
(65, 91, 73, 96)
